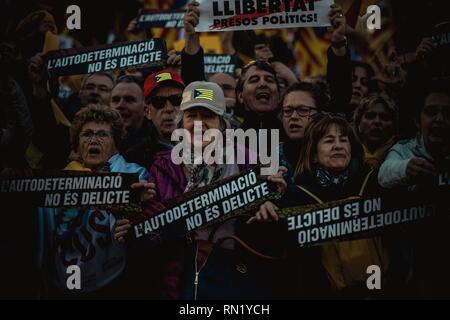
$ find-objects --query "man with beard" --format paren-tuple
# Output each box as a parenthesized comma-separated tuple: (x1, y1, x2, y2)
(143, 70, 185, 159)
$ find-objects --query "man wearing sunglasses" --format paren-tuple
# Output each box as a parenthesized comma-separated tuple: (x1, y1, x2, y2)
(143, 70, 185, 159)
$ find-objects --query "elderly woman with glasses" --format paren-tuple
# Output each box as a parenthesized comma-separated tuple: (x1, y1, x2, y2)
(37, 104, 154, 298)
(251, 114, 394, 299)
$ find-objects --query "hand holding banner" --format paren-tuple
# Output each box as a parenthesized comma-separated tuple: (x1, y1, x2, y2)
(279, 196, 438, 247)
(131, 166, 282, 245)
(44, 39, 167, 77)
(195, 0, 332, 32)
(204, 54, 236, 74)
(0, 170, 141, 213)
(138, 10, 185, 29)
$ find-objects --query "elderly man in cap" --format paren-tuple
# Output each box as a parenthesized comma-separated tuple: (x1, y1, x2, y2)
(142, 69, 185, 164)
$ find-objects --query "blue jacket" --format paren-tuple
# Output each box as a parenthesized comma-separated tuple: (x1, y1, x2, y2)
(378, 136, 432, 189)
(37, 154, 148, 293)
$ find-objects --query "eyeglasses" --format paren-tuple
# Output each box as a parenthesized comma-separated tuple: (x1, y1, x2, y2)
(80, 130, 112, 141)
(83, 84, 112, 93)
(150, 94, 182, 109)
(423, 105, 450, 119)
(282, 106, 318, 118)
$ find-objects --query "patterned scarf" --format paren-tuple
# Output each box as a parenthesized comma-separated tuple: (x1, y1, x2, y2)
(315, 166, 349, 188)
(184, 150, 226, 192)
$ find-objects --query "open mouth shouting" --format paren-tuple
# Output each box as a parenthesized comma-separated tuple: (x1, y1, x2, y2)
(255, 91, 271, 103)
(352, 90, 363, 99)
(87, 145, 102, 158)
(429, 125, 447, 140)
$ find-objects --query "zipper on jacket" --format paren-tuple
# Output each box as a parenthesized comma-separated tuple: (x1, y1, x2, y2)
(194, 271, 199, 300)
(194, 245, 200, 300)
(193, 241, 212, 300)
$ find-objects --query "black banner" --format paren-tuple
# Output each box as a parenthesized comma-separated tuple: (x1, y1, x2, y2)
(138, 9, 185, 29)
(0, 170, 140, 211)
(438, 171, 450, 188)
(279, 196, 438, 247)
(131, 167, 281, 244)
(204, 54, 236, 75)
(44, 39, 167, 77)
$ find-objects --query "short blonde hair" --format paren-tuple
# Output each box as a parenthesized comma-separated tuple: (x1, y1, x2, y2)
(353, 93, 398, 138)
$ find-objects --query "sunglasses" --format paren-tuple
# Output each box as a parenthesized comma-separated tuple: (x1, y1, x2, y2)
(150, 94, 182, 109)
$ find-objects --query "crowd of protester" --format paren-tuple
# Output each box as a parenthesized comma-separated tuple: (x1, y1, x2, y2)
(0, 0, 449, 300)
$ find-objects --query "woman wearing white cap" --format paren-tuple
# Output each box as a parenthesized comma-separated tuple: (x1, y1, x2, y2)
(115, 81, 288, 300)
